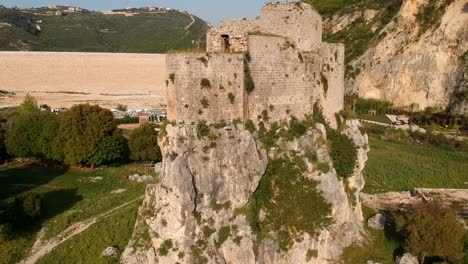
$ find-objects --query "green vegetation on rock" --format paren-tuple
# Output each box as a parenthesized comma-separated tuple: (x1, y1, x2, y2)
(328, 130, 357, 178)
(247, 154, 331, 251)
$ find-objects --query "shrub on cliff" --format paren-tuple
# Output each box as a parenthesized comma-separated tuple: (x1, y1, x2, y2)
(53, 104, 129, 166)
(328, 130, 357, 178)
(128, 123, 162, 162)
(248, 155, 331, 250)
(396, 202, 466, 262)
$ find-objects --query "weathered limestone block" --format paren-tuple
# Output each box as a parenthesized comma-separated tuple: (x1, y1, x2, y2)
(368, 214, 387, 230)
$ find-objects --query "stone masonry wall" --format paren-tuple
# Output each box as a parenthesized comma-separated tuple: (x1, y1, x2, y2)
(166, 53, 245, 123)
(258, 2, 322, 51)
(246, 35, 322, 123)
(207, 2, 322, 53)
(207, 20, 259, 53)
(320, 43, 345, 124)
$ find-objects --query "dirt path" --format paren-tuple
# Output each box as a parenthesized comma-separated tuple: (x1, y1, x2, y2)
(185, 15, 195, 30)
(20, 196, 144, 264)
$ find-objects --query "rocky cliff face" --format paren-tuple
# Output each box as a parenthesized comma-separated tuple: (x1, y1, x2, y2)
(122, 119, 369, 263)
(326, 0, 467, 113)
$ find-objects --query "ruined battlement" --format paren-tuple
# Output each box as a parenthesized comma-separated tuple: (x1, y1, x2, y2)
(207, 2, 322, 53)
(166, 2, 344, 127)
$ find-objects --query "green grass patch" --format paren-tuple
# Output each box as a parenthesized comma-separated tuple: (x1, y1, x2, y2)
(37, 202, 140, 263)
(363, 137, 468, 193)
(359, 114, 391, 124)
(0, 161, 146, 262)
(342, 206, 403, 263)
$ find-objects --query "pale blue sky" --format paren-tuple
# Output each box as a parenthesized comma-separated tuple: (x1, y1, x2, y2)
(0, 0, 290, 25)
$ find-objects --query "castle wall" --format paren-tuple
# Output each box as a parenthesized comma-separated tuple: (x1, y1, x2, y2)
(207, 20, 259, 53)
(166, 53, 245, 123)
(259, 2, 322, 51)
(246, 35, 323, 123)
(320, 43, 345, 124)
(207, 3, 322, 53)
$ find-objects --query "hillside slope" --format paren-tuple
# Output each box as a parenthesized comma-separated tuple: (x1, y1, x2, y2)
(0, 6, 208, 53)
(305, 0, 467, 114)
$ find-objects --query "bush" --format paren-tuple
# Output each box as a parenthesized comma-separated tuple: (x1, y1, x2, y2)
(200, 97, 209, 108)
(228, 93, 235, 104)
(196, 121, 210, 139)
(10, 192, 43, 223)
(116, 104, 128, 112)
(287, 117, 307, 139)
(200, 78, 211, 89)
(128, 123, 162, 162)
(5, 96, 41, 157)
(115, 116, 139, 124)
(158, 239, 173, 256)
(5, 95, 59, 159)
(54, 104, 129, 166)
(328, 130, 357, 178)
(355, 98, 392, 115)
(245, 120, 256, 133)
(396, 202, 466, 262)
(0, 223, 11, 243)
(313, 102, 326, 124)
(248, 155, 331, 250)
(0, 128, 6, 161)
(244, 55, 255, 93)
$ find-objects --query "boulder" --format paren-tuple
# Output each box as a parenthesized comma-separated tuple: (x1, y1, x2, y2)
(368, 213, 386, 230)
(101, 246, 119, 257)
(154, 162, 162, 173)
(396, 253, 419, 264)
(128, 174, 154, 183)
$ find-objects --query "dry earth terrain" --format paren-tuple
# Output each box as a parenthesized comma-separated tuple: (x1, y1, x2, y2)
(0, 52, 167, 109)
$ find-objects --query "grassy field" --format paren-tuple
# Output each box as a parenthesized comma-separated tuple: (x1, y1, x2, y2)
(342, 206, 402, 263)
(363, 137, 468, 193)
(0, 7, 207, 53)
(37, 202, 140, 264)
(0, 161, 148, 263)
(359, 114, 391, 124)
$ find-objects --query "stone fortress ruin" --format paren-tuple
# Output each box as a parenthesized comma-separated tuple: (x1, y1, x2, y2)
(166, 2, 344, 126)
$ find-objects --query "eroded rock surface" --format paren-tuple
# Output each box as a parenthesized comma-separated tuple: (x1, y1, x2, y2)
(344, 0, 468, 112)
(122, 120, 369, 263)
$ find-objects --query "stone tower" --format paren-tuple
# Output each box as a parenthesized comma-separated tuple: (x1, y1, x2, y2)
(166, 2, 344, 126)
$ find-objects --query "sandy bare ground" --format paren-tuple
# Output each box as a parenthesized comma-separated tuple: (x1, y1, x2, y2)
(0, 52, 168, 110)
(20, 196, 144, 264)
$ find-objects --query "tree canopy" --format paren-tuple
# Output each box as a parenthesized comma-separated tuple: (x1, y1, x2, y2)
(4, 95, 57, 158)
(54, 104, 128, 166)
(128, 123, 161, 162)
(396, 202, 466, 262)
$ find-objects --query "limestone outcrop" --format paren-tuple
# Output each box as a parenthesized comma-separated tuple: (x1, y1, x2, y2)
(122, 119, 369, 263)
(342, 0, 468, 113)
